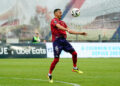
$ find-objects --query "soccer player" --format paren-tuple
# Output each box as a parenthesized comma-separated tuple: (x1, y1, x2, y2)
(48, 8, 87, 83)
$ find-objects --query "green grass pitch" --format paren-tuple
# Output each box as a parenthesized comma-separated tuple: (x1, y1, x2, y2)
(0, 58, 120, 86)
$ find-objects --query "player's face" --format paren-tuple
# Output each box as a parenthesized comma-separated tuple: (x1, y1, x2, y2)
(56, 10, 62, 19)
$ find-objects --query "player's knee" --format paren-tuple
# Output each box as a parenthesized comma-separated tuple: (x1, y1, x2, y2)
(72, 51, 77, 57)
(54, 58, 59, 63)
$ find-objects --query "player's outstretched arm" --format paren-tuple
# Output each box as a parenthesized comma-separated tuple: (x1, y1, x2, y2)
(56, 24, 68, 31)
(67, 28, 87, 36)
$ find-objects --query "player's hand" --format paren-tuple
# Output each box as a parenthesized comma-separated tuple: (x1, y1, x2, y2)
(80, 32, 87, 36)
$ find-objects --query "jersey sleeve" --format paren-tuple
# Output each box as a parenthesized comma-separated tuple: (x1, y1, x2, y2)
(51, 19, 58, 27)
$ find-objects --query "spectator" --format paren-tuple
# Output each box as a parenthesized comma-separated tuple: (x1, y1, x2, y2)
(32, 32, 41, 43)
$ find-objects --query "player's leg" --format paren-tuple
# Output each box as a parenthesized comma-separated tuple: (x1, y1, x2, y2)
(48, 40, 62, 83)
(48, 57, 59, 83)
(63, 39, 77, 67)
(63, 39, 83, 74)
(48, 58, 59, 75)
(71, 51, 77, 68)
(71, 51, 83, 74)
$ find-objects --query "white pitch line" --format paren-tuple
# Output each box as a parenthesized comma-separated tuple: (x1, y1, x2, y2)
(0, 77, 80, 86)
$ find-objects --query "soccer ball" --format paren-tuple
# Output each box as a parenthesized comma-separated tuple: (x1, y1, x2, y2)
(71, 8, 80, 17)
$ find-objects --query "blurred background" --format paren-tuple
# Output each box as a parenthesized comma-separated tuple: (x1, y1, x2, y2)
(0, 1, 120, 86)
(0, 0, 120, 43)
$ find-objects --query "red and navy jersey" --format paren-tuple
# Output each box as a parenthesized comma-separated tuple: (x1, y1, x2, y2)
(50, 18, 67, 42)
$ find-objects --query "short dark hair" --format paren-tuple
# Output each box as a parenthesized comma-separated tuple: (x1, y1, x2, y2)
(54, 8, 61, 14)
